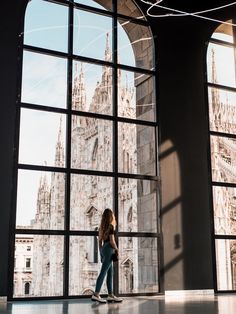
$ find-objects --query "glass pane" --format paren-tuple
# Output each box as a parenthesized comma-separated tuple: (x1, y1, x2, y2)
(71, 116, 112, 171)
(69, 236, 107, 295)
(118, 178, 157, 232)
(213, 186, 236, 235)
(215, 239, 236, 290)
(207, 43, 236, 88)
(72, 61, 112, 115)
(74, 0, 112, 11)
(14, 234, 64, 297)
(19, 109, 66, 167)
(212, 21, 234, 43)
(73, 9, 112, 61)
(119, 237, 158, 293)
(117, 0, 146, 20)
(210, 135, 236, 184)
(118, 70, 155, 121)
(16, 170, 65, 230)
(21, 51, 67, 108)
(118, 122, 156, 175)
(24, 0, 68, 52)
(118, 19, 154, 70)
(70, 175, 113, 230)
(208, 87, 236, 134)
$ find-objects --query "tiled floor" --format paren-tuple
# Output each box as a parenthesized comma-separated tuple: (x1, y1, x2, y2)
(0, 294, 235, 314)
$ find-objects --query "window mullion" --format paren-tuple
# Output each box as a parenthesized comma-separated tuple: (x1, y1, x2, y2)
(63, 0, 74, 298)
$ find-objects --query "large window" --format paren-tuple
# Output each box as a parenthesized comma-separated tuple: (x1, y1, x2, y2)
(12, 0, 159, 298)
(207, 20, 236, 291)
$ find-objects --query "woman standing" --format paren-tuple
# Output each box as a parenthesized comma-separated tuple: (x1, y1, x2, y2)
(91, 208, 123, 303)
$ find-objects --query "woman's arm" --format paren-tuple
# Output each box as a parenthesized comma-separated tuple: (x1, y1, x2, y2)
(109, 234, 119, 252)
(99, 238, 103, 251)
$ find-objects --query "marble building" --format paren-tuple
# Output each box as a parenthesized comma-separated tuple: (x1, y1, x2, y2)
(14, 235, 33, 297)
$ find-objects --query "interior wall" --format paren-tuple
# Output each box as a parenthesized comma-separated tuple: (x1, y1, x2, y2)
(0, 1, 28, 297)
(0, 0, 234, 297)
(157, 18, 213, 289)
(147, 10, 232, 290)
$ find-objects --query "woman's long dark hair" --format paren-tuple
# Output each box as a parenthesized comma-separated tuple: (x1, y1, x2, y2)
(98, 208, 116, 241)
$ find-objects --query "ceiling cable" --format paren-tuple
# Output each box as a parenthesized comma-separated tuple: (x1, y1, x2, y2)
(140, 0, 236, 27)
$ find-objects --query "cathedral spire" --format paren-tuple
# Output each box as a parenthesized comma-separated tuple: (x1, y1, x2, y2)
(35, 168, 50, 228)
(39, 163, 48, 191)
(211, 49, 218, 85)
(72, 62, 87, 112)
(79, 63, 84, 82)
(55, 116, 65, 167)
(126, 73, 129, 90)
(104, 32, 111, 62)
(211, 49, 220, 107)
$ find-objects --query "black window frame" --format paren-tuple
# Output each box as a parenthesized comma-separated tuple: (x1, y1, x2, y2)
(207, 18, 236, 293)
(9, 0, 161, 300)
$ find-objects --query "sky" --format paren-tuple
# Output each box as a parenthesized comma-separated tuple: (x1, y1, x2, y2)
(207, 42, 236, 88)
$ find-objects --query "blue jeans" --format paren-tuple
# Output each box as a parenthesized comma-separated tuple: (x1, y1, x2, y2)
(95, 241, 114, 294)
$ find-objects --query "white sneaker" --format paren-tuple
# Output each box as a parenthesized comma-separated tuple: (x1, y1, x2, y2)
(107, 295, 123, 302)
(91, 294, 107, 303)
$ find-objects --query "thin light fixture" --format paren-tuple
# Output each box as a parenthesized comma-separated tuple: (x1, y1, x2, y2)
(140, 0, 236, 27)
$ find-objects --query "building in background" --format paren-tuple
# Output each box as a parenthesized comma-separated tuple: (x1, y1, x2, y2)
(14, 235, 33, 297)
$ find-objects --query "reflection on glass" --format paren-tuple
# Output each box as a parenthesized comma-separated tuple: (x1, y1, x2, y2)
(72, 61, 112, 115)
(14, 235, 64, 297)
(70, 175, 113, 230)
(118, 178, 157, 232)
(208, 87, 236, 134)
(11, 303, 63, 313)
(69, 236, 106, 295)
(19, 109, 66, 167)
(215, 239, 236, 290)
(117, 0, 146, 20)
(207, 43, 236, 88)
(118, 70, 155, 121)
(213, 186, 236, 235)
(118, 19, 153, 70)
(118, 237, 158, 293)
(210, 135, 236, 184)
(21, 51, 67, 108)
(74, 0, 112, 11)
(24, 0, 68, 52)
(73, 9, 112, 61)
(118, 122, 156, 175)
(211, 21, 234, 43)
(16, 170, 65, 230)
(71, 116, 112, 171)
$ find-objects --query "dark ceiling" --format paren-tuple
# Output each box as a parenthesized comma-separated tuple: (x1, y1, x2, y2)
(137, 0, 236, 33)
(139, 0, 236, 12)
